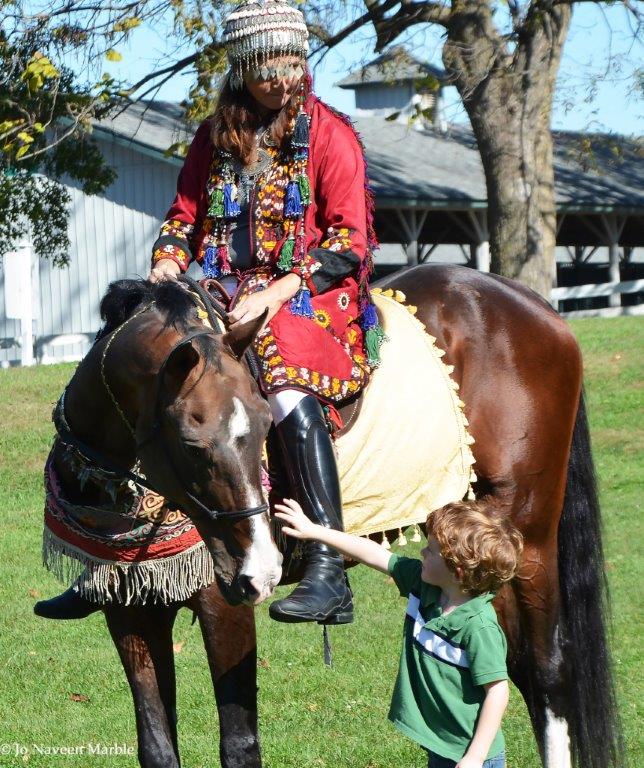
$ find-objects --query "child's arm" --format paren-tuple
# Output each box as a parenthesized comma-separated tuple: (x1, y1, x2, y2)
(456, 680, 510, 768)
(274, 499, 391, 573)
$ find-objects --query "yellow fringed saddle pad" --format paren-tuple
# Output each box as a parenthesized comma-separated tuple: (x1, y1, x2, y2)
(336, 289, 476, 538)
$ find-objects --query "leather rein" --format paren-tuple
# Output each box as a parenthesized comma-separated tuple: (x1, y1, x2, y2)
(55, 276, 268, 523)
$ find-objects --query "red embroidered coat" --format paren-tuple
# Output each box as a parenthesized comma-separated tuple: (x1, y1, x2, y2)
(152, 96, 377, 405)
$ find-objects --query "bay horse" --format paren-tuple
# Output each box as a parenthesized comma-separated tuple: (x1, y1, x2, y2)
(375, 265, 620, 768)
(43, 265, 620, 768)
(48, 277, 282, 768)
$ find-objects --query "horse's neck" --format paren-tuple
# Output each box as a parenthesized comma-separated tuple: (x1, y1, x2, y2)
(64, 341, 139, 467)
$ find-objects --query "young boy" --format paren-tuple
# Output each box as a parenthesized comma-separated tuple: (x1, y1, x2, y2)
(274, 498, 523, 768)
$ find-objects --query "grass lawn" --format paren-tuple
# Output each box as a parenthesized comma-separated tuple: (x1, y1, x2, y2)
(0, 317, 641, 767)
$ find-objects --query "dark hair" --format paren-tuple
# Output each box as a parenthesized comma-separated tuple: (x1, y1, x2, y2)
(209, 72, 311, 165)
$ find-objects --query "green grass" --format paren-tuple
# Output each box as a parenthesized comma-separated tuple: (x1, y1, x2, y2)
(0, 317, 641, 767)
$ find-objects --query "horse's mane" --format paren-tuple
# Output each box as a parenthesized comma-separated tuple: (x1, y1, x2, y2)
(96, 279, 222, 369)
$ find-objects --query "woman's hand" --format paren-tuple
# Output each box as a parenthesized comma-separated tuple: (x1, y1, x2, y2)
(228, 273, 301, 327)
(149, 259, 182, 283)
(274, 498, 321, 540)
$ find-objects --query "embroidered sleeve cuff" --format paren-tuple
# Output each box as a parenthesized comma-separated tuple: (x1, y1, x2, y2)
(291, 256, 323, 295)
(152, 238, 191, 272)
(307, 248, 361, 294)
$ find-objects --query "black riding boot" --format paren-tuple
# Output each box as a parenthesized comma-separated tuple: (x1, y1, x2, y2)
(33, 586, 100, 620)
(268, 395, 353, 625)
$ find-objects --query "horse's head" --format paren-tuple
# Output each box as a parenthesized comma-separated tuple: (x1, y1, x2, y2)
(135, 308, 282, 607)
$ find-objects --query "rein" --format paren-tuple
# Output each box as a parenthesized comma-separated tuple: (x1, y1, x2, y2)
(56, 281, 268, 523)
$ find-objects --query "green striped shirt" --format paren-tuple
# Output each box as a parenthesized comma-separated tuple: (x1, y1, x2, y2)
(388, 554, 507, 761)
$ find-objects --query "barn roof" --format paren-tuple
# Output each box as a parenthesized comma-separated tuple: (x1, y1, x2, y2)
(335, 46, 446, 89)
(95, 99, 644, 214)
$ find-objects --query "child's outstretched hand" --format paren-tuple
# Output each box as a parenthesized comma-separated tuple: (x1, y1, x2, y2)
(274, 498, 320, 540)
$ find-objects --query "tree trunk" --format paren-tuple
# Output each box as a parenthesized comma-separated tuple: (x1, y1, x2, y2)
(443, 0, 572, 298)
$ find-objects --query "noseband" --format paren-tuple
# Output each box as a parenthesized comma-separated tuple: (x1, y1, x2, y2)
(57, 280, 268, 524)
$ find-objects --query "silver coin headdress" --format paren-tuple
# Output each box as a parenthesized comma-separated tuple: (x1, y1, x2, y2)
(223, 0, 309, 90)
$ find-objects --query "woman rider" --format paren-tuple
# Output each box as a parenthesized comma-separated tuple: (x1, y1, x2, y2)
(35, 0, 383, 625)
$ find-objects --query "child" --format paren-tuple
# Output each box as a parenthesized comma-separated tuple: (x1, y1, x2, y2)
(274, 498, 523, 768)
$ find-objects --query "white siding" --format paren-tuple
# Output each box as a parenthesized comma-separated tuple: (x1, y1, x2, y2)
(0, 137, 181, 364)
(355, 84, 414, 111)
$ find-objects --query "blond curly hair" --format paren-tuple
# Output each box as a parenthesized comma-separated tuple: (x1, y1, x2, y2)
(426, 501, 523, 595)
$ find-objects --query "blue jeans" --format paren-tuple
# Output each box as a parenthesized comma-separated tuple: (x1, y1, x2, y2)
(427, 751, 506, 768)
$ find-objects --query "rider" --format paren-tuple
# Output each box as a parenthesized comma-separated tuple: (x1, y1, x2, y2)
(35, 0, 383, 625)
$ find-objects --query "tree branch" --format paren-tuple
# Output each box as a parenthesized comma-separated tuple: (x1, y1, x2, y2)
(369, 0, 451, 51)
(307, 0, 401, 56)
(125, 50, 200, 96)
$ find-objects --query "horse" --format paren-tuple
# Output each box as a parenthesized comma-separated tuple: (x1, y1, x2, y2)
(46, 277, 282, 768)
(372, 265, 620, 768)
(41, 265, 620, 768)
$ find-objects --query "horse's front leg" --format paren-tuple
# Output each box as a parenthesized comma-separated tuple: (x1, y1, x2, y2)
(105, 603, 180, 768)
(192, 583, 261, 768)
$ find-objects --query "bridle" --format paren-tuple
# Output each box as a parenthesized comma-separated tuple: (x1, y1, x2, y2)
(56, 278, 268, 523)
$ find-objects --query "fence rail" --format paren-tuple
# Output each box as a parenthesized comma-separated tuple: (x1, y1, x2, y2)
(551, 278, 644, 318)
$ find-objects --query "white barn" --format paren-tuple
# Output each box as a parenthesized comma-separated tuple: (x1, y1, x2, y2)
(0, 104, 188, 365)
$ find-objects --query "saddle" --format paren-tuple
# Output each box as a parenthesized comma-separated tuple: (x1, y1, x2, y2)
(200, 279, 476, 542)
(334, 288, 476, 539)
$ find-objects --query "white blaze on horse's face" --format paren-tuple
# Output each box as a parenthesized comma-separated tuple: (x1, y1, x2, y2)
(229, 396, 251, 441)
(228, 396, 282, 604)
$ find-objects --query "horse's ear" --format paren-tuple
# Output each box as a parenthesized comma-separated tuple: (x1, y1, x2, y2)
(163, 341, 200, 393)
(222, 310, 268, 361)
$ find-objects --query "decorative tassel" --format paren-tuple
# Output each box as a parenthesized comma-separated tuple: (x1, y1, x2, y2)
(277, 238, 295, 270)
(297, 173, 310, 205)
(361, 302, 379, 330)
(217, 244, 232, 275)
(380, 532, 391, 550)
(207, 187, 224, 218)
(396, 528, 407, 546)
(223, 183, 240, 218)
(365, 325, 387, 367)
(292, 112, 309, 148)
(203, 246, 220, 278)
(284, 180, 303, 218)
(360, 302, 386, 366)
(411, 525, 422, 543)
(290, 287, 314, 318)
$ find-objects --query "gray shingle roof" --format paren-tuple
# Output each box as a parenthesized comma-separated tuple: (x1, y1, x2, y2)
(95, 100, 644, 211)
(353, 118, 644, 209)
(93, 100, 192, 158)
(335, 46, 446, 89)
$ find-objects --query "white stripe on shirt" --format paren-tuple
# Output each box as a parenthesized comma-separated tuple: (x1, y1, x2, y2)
(406, 594, 470, 669)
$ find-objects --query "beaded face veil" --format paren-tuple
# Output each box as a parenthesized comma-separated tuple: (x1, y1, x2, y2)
(223, 0, 309, 90)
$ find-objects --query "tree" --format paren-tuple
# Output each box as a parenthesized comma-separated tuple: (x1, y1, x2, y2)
(307, 0, 640, 296)
(0, 22, 118, 263)
(1, 1, 640, 294)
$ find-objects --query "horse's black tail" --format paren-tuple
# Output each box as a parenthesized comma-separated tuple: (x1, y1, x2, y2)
(558, 389, 623, 767)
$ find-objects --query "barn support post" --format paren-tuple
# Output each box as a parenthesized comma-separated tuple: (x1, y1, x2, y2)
(464, 211, 490, 272)
(600, 214, 627, 308)
(395, 208, 429, 266)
